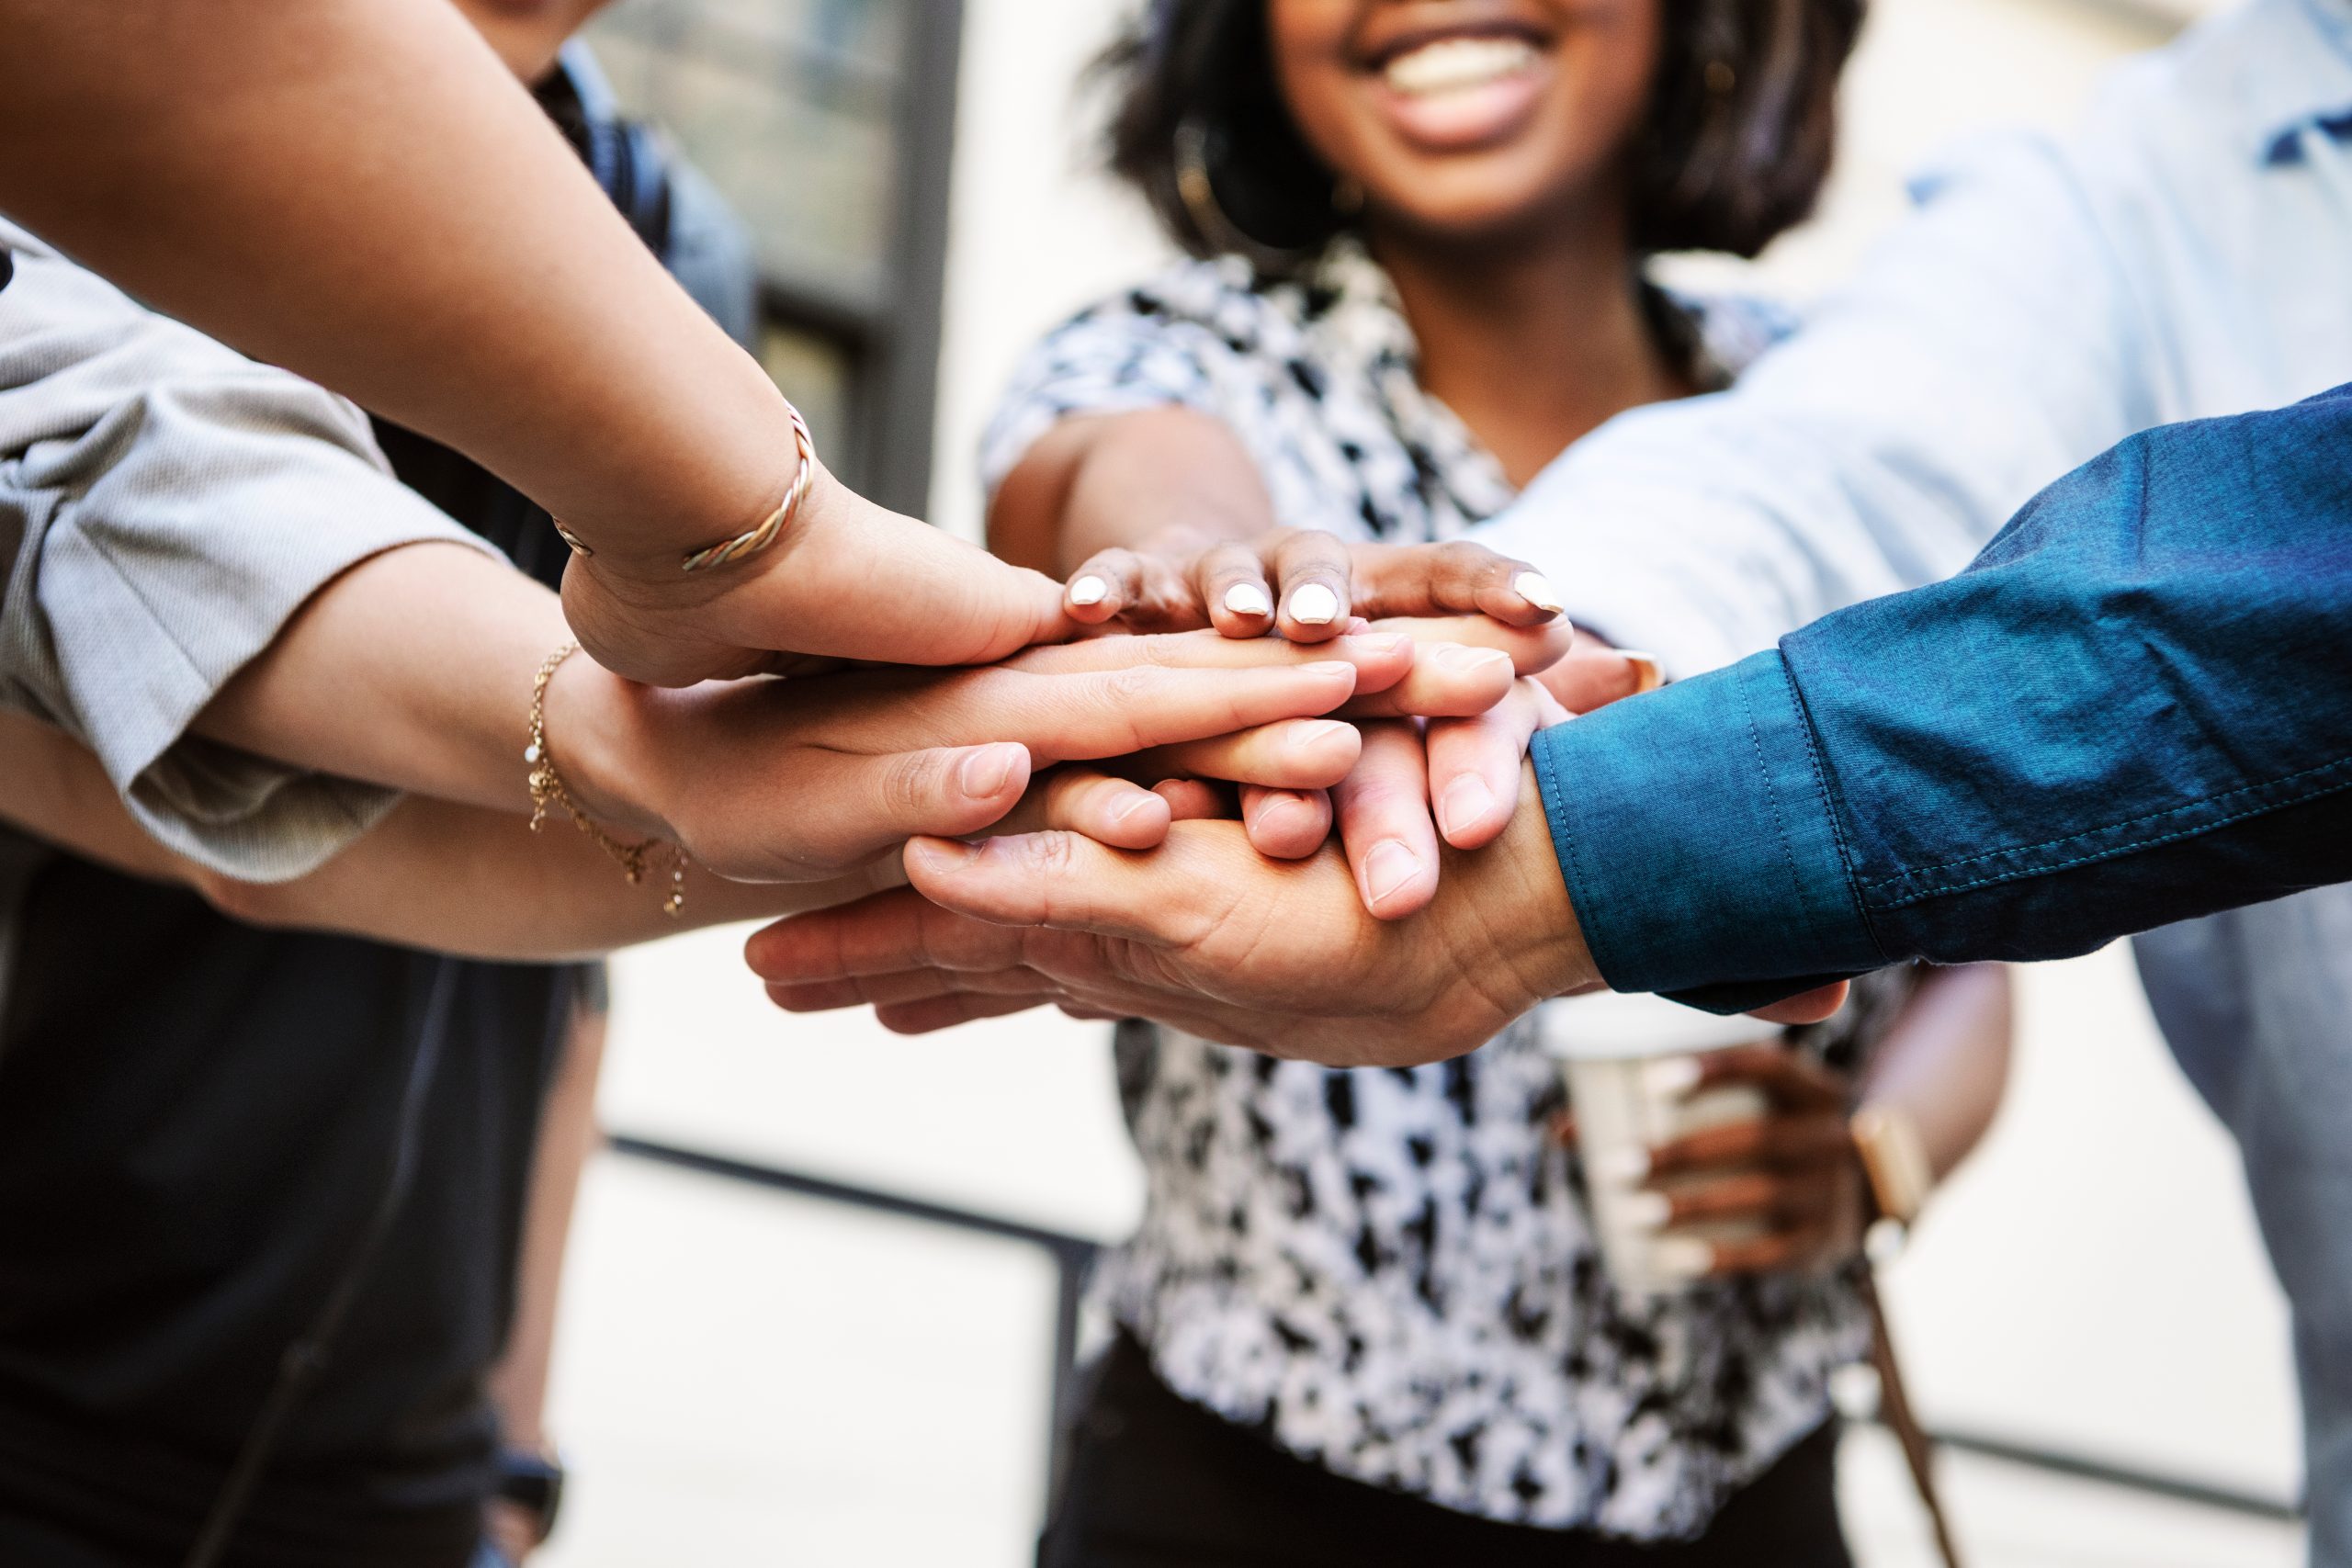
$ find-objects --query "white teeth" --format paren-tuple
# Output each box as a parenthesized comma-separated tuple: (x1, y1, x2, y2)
(1383, 36, 1540, 96)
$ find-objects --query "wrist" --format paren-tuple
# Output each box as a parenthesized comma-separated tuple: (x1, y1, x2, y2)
(537, 651, 677, 842)
(1460, 767, 1600, 1008)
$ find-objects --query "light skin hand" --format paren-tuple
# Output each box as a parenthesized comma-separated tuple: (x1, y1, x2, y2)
(548, 628, 1413, 883)
(561, 461, 1083, 686)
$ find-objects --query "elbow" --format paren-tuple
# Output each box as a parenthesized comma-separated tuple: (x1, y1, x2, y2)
(187, 865, 304, 931)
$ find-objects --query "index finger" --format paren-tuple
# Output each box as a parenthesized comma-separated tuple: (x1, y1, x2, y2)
(1347, 538, 1563, 626)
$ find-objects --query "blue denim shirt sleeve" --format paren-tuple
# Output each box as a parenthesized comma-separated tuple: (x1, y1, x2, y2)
(1532, 382, 2352, 1008)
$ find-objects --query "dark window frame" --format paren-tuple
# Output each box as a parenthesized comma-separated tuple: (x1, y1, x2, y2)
(594, 0, 966, 517)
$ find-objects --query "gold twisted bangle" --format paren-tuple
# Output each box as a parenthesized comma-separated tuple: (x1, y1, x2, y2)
(526, 641, 687, 916)
(549, 402, 817, 576)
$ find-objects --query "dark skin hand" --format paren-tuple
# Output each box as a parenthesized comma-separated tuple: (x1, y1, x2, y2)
(1555, 1044, 1867, 1278)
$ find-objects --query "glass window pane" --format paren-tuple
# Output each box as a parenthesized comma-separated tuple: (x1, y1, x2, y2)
(588, 0, 911, 306)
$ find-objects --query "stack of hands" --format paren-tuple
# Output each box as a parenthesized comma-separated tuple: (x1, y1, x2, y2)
(557, 500, 1840, 1067)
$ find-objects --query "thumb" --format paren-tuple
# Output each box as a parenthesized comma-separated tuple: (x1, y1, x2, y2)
(770, 742, 1033, 875)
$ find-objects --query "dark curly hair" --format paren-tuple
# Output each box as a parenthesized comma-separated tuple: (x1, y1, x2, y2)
(1100, 0, 1864, 268)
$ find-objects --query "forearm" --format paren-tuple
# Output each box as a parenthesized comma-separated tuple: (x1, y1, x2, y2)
(0, 709, 892, 960)
(196, 542, 571, 816)
(0, 0, 786, 563)
(1479, 135, 2143, 678)
(1859, 965, 2013, 1180)
(989, 407, 1277, 574)
(1531, 386, 2352, 1003)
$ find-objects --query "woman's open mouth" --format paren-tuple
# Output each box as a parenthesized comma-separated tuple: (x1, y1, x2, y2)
(1365, 27, 1552, 152)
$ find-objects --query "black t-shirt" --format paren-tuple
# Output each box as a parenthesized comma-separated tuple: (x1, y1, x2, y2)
(0, 888, 571, 1568)
(0, 55, 716, 1566)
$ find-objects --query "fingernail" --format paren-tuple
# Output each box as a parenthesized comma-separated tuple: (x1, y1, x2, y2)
(1621, 1190, 1672, 1230)
(1069, 575, 1109, 607)
(1109, 789, 1158, 825)
(1347, 631, 1410, 657)
(1363, 840, 1423, 906)
(1224, 581, 1273, 618)
(1650, 1235, 1716, 1280)
(1433, 643, 1510, 675)
(1438, 774, 1496, 839)
(1645, 1056, 1702, 1099)
(907, 838, 981, 874)
(1287, 719, 1354, 755)
(958, 744, 1022, 799)
(1590, 1146, 1650, 1184)
(1288, 582, 1342, 626)
(1303, 660, 1357, 681)
(1617, 649, 1665, 694)
(1512, 571, 1563, 614)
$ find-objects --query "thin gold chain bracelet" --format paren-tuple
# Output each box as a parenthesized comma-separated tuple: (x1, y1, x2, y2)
(550, 401, 816, 576)
(526, 641, 687, 917)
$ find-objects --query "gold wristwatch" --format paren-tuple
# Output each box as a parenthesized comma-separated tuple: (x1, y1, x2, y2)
(1851, 1104, 1935, 1255)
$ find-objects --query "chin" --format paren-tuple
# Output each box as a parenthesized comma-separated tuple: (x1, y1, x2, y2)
(1377, 177, 1594, 249)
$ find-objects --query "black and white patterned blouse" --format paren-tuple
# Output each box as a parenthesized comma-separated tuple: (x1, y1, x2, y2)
(982, 241, 1894, 1540)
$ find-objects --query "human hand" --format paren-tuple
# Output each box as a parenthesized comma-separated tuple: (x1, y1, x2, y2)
(546, 628, 1421, 884)
(562, 462, 1079, 686)
(1061, 528, 1566, 643)
(1557, 1044, 1868, 1279)
(1297, 636, 1663, 917)
(749, 766, 1600, 1064)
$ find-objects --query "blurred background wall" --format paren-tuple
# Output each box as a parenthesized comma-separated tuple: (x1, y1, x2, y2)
(548, 2, 2303, 1562)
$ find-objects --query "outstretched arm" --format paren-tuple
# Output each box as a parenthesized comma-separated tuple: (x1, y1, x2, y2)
(0, 709, 889, 959)
(0, 7, 1066, 686)
(1479, 126, 2167, 676)
(1534, 386, 2352, 1006)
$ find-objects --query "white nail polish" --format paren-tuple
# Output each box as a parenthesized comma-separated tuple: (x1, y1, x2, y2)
(1224, 581, 1273, 617)
(1512, 571, 1563, 614)
(1621, 1190, 1672, 1230)
(1590, 1146, 1650, 1185)
(1645, 1056, 1702, 1099)
(1289, 583, 1341, 625)
(1650, 1235, 1715, 1280)
(1069, 575, 1109, 606)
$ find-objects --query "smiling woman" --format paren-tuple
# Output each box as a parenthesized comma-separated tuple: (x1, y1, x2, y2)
(967, 2, 1963, 1564)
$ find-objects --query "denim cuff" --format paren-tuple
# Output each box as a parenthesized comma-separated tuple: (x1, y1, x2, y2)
(1530, 649, 1884, 999)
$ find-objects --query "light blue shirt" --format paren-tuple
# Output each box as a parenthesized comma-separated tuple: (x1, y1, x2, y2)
(1484, 4, 2352, 1560)
(1480, 0, 2352, 681)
